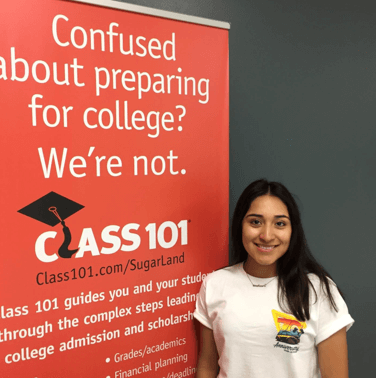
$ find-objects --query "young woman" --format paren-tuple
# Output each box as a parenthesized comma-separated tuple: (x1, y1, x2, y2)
(194, 179, 354, 378)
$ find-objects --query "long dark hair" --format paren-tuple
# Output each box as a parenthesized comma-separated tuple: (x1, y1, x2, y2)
(231, 179, 342, 322)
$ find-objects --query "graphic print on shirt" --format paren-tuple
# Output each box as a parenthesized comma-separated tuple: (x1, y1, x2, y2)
(272, 310, 307, 353)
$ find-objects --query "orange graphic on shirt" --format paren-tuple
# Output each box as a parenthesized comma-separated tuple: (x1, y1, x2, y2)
(272, 310, 307, 345)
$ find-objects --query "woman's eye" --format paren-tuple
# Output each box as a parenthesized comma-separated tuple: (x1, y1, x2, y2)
(251, 219, 261, 225)
(276, 221, 286, 227)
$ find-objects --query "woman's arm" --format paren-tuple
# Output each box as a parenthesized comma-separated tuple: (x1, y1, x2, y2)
(317, 327, 349, 378)
(196, 323, 219, 378)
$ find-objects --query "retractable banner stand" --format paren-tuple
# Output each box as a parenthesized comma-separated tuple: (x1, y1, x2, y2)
(0, 0, 229, 377)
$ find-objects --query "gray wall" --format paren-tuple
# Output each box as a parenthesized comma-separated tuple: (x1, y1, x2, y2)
(119, 0, 375, 374)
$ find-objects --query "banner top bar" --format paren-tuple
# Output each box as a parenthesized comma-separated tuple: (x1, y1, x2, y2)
(68, 0, 231, 29)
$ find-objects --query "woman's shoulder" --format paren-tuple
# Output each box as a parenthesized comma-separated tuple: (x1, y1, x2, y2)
(204, 262, 244, 286)
(307, 273, 337, 288)
(307, 272, 321, 287)
(307, 273, 341, 304)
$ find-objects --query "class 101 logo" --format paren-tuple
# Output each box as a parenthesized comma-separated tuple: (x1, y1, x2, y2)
(36, 220, 188, 263)
(17, 191, 188, 263)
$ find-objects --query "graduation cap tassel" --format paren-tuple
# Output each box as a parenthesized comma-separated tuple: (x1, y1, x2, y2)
(48, 207, 62, 222)
(49, 207, 79, 259)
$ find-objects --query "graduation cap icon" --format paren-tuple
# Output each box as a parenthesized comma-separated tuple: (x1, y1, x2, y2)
(18, 192, 84, 258)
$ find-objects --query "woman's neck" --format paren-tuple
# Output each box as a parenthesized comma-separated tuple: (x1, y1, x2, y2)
(243, 259, 277, 278)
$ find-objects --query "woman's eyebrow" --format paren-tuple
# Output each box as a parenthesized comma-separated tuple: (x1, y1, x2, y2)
(246, 213, 263, 218)
(275, 215, 290, 219)
(245, 213, 290, 219)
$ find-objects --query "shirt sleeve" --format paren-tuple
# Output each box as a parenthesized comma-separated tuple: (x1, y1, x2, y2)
(315, 280, 354, 345)
(194, 278, 213, 329)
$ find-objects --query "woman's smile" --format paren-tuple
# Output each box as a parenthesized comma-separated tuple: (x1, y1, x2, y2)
(254, 243, 279, 252)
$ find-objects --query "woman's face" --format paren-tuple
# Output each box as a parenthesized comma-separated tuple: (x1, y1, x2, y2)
(242, 195, 292, 277)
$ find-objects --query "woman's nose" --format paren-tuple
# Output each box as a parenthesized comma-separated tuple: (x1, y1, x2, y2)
(260, 226, 275, 241)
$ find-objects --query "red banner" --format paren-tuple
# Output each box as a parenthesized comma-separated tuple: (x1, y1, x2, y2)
(0, 0, 229, 376)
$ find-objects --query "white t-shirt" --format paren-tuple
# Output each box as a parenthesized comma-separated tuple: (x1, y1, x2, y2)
(194, 263, 354, 378)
